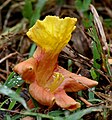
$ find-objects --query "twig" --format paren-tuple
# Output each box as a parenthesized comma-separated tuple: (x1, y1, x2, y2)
(105, 7, 112, 19)
(76, 68, 81, 74)
(0, 69, 8, 74)
(78, 96, 92, 107)
(70, 76, 104, 100)
(90, 4, 108, 51)
(0, 0, 12, 10)
(3, 7, 12, 30)
(3, 1, 24, 30)
(0, 52, 17, 64)
(96, 92, 112, 102)
(62, 47, 111, 83)
(0, 108, 55, 119)
(0, 74, 6, 80)
(0, 10, 2, 30)
(6, 58, 9, 77)
(96, 69, 111, 83)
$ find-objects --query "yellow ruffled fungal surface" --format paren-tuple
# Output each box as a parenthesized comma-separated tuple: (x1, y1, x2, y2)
(27, 16, 77, 54)
(14, 16, 98, 111)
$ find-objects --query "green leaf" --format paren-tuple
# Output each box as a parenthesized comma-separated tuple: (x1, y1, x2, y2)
(8, 87, 21, 110)
(75, 0, 91, 12)
(105, 56, 112, 77)
(104, 19, 112, 28)
(92, 41, 101, 69)
(88, 24, 102, 54)
(4, 72, 24, 88)
(88, 25, 103, 81)
(88, 99, 102, 102)
(5, 72, 15, 84)
(65, 107, 102, 120)
(90, 68, 97, 79)
(88, 88, 95, 99)
(21, 111, 55, 119)
(0, 84, 28, 110)
(4, 114, 11, 120)
(30, 0, 47, 26)
(83, 0, 91, 11)
(68, 59, 72, 72)
(83, 13, 93, 28)
(29, 43, 36, 58)
(48, 110, 64, 117)
(0, 99, 9, 108)
(11, 114, 22, 120)
(22, 0, 33, 20)
(0, 107, 64, 120)
(8, 99, 16, 110)
(56, 0, 65, 5)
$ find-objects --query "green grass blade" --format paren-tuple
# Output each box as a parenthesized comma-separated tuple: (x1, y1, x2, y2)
(56, 0, 65, 5)
(5, 72, 15, 85)
(8, 99, 16, 110)
(48, 110, 64, 117)
(28, 43, 36, 58)
(30, 0, 47, 26)
(22, 111, 57, 119)
(22, 0, 33, 20)
(65, 107, 102, 120)
(68, 59, 72, 72)
(0, 99, 9, 108)
(88, 99, 102, 102)
(0, 84, 28, 110)
(4, 114, 11, 120)
(75, 0, 91, 12)
(4, 72, 24, 89)
(88, 88, 95, 100)
(8, 86, 21, 110)
(11, 114, 22, 120)
(88, 25, 102, 81)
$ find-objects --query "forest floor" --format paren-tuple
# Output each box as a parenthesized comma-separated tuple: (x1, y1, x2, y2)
(0, 0, 112, 120)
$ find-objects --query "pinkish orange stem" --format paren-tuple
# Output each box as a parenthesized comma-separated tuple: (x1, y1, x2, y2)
(33, 47, 58, 87)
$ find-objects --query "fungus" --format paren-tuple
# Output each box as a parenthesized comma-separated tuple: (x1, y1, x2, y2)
(14, 16, 98, 111)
